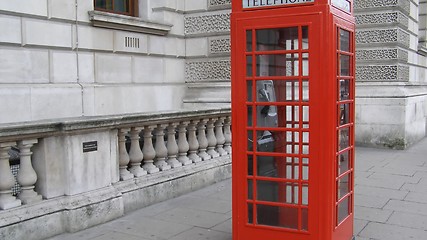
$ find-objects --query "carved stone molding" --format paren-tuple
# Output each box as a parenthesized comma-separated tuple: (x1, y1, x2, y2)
(356, 48, 408, 62)
(209, 36, 231, 55)
(356, 12, 408, 29)
(356, 28, 409, 47)
(184, 13, 230, 36)
(185, 59, 231, 82)
(354, 0, 410, 14)
(356, 64, 409, 81)
(208, 0, 232, 10)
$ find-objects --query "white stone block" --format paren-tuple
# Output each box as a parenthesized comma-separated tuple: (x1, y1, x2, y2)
(0, 86, 31, 124)
(133, 56, 164, 83)
(164, 37, 185, 56)
(49, 0, 76, 21)
(30, 86, 83, 121)
(150, 0, 177, 10)
(164, 12, 184, 36)
(186, 38, 208, 57)
(164, 58, 185, 83)
(93, 85, 185, 115)
(78, 52, 95, 83)
(77, 25, 113, 51)
(76, 0, 93, 23)
(148, 35, 166, 55)
(410, 1, 418, 20)
(50, 51, 78, 83)
(113, 31, 148, 54)
(23, 19, 72, 48)
(0, 15, 21, 44)
(82, 85, 95, 116)
(63, 131, 115, 195)
(185, 0, 208, 12)
(0, 0, 47, 17)
(0, 47, 49, 83)
(95, 53, 132, 83)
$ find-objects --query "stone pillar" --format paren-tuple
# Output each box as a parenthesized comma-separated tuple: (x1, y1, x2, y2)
(188, 120, 202, 163)
(154, 124, 171, 171)
(223, 116, 232, 154)
(177, 121, 192, 166)
(166, 123, 182, 168)
(16, 139, 42, 204)
(206, 118, 220, 158)
(142, 126, 160, 174)
(215, 117, 227, 156)
(0, 142, 21, 209)
(197, 119, 211, 161)
(128, 127, 147, 177)
(118, 128, 134, 181)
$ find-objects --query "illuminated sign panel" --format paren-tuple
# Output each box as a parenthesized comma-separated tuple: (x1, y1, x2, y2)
(243, 0, 314, 8)
(331, 0, 351, 12)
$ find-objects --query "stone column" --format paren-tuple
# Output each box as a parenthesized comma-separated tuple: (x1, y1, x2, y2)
(142, 126, 160, 174)
(0, 142, 21, 210)
(166, 123, 182, 168)
(215, 117, 227, 156)
(118, 128, 134, 180)
(223, 116, 232, 154)
(187, 120, 202, 163)
(17, 139, 42, 204)
(177, 121, 192, 166)
(128, 127, 147, 177)
(154, 124, 171, 171)
(206, 118, 220, 158)
(197, 119, 211, 161)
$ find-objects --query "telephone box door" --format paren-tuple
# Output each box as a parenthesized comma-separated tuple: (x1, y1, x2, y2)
(232, 14, 322, 240)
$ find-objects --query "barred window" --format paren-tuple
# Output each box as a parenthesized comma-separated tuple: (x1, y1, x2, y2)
(94, 0, 137, 16)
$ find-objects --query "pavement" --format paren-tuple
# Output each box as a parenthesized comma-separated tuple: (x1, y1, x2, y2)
(48, 137, 427, 240)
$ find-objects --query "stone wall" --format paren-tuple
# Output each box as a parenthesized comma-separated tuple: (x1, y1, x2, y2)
(355, 0, 427, 148)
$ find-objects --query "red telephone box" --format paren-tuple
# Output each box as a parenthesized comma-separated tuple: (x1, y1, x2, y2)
(231, 1, 355, 240)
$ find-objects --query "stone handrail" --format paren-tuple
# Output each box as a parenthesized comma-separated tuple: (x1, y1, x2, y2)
(0, 108, 231, 211)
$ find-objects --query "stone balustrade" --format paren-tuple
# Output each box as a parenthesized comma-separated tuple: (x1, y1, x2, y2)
(0, 108, 231, 214)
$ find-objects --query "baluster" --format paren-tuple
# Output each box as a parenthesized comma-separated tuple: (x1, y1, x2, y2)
(118, 128, 134, 180)
(142, 126, 160, 174)
(128, 127, 147, 177)
(223, 116, 232, 154)
(188, 120, 202, 163)
(215, 117, 227, 156)
(0, 142, 21, 209)
(154, 124, 171, 171)
(206, 118, 220, 158)
(17, 139, 42, 204)
(166, 123, 182, 168)
(197, 119, 211, 161)
(177, 121, 192, 166)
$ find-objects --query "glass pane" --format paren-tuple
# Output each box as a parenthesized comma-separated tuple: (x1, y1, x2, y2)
(248, 130, 254, 151)
(339, 103, 350, 125)
(338, 150, 350, 175)
(337, 197, 350, 224)
(246, 56, 253, 76)
(256, 27, 299, 51)
(302, 184, 308, 205)
(95, 0, 108, 9)
(302, 80, 309, 102)
(339, 79, 350, 101)
(302, 106, 309, 128)
(257, 205, 298, 229)
(338, 128, 350, 151)
(246, 30, 252, 52)
(114, 0, 129, 12)
(337, 174, 349, 200)
(247, 105, 253, 126)
(302, 53, 309, 76)
(256, 156, 300, 179)
(302, 208, 308, 230)
(256, 130, 299, 154)
(256, 54, 299, 77)
(276, 106, 300, 128)
(339, 29, 350, 52)
(247, 80, 253, 102)
(248, 179, 253, 199)
(256, 181, 299, 204)
(248, 203, 253, 224)
(257, 80, 299, 103)
(302, 26, 309, 50)
(339, 54, 350, 76)
(248, 155, 254, 176)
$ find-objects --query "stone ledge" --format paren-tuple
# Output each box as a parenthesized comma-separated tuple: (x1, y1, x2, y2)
(88, 11, 171, 35)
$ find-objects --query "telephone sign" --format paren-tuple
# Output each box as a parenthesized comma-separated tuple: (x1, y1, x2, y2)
(232, 1, 356, 240)
(243, 0, 314, 8)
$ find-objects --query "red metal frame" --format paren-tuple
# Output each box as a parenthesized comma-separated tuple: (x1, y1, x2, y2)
(231, 1, 355, 240)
